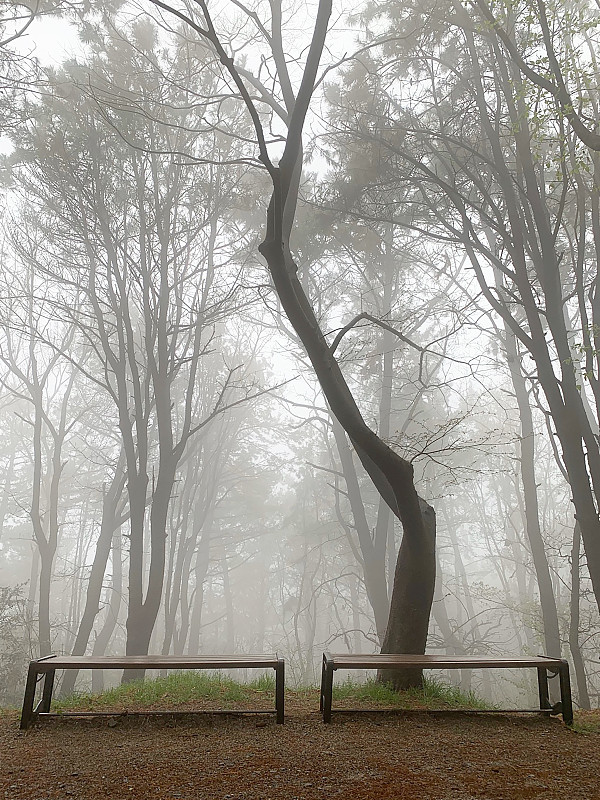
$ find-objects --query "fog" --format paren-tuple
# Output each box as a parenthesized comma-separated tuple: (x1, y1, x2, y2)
(0, 0, 598, 712)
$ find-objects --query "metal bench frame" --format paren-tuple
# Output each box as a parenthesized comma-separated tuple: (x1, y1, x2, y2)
(20, 654, 285, 729)
(320, 652, 573, 725)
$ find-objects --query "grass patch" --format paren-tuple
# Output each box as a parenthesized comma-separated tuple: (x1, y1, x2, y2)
(332, 677, 492, 710)
(46, 672, 490, 715)
(572, 710, 600, 734)
(54, 671, 267, 713)
(247, 672, 276, 692)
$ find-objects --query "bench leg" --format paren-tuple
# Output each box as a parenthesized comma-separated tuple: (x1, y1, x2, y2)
(558, 661, 573, 725)
(275, 661, 285, 724)
(322, 661, 334, 723)
(20, 663, 39, 730)
(537, 667, 551, 710)
(40, 670, 56, 713)
(320, 653, 326, 712)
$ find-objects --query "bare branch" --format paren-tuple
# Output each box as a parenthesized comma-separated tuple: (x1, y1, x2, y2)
(329, 311, 424, 356)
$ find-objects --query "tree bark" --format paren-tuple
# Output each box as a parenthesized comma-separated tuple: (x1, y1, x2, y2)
(378, 498, 436, 688)
(60, 460, 125, 697)
(91, 528, 123, 694)
(569, 523, 591, 709)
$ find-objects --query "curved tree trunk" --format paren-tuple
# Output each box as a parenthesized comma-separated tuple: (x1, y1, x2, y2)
(254, 3, 435, 687)
(378, 499, 436, 689)
(150, 0, 437, 688)
(259, 229, 436, 687)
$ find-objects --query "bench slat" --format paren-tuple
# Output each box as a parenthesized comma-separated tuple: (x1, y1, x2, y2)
(325, 653, 563, 670)
(33, 654, 280, 671)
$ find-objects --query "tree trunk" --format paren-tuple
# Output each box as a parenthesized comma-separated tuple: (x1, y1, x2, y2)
(91, 529, 123, 694)
(569, 523, 591, 709)
(123, 449, 176, 680)
(499, 283, 562, 660)
(378, 499, 436, 689)
(260, 216, 436, 689)
(60, 464, 125, 697)
(173, 538, 195, 655)
(150, 0, 436, 688)
(187, 528, 211, 655)
(37, 542, 54, 658)
(331, 419, 390, 641)
(221, 551, 235, 653)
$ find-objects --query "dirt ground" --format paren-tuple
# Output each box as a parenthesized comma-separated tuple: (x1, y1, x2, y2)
(2, 706, 599, 800)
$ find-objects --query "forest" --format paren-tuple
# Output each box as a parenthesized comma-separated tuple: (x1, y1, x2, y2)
(1, 0, 599, 716)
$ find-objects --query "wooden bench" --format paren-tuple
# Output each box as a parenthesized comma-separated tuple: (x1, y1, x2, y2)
(20, 654, 285, 729)
(320, 652, 573, 725)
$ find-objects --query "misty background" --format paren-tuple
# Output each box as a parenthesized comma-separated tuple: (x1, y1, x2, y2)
(0, 0, 598, 710)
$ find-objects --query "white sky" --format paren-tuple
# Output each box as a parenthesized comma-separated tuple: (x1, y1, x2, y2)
(13, 13, 83, 65)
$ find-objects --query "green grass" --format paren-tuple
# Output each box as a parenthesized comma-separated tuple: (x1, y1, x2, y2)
(572, 710, 600, 734)
(248, 672, 276, 692)
(50, 672, 490, 714)
(54, 671, 265, 712)
(7, 671, 596, 725)
(332, 677, 492, 710)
